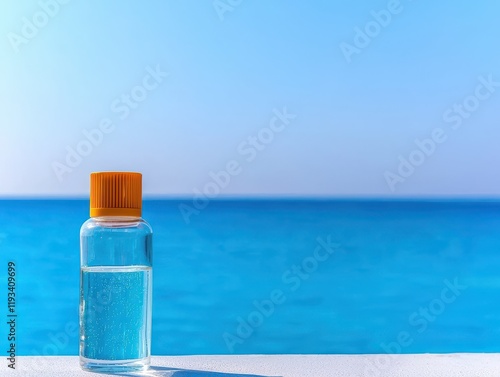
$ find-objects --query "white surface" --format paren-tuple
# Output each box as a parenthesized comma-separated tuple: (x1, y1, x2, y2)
(8, 354, 500, 377)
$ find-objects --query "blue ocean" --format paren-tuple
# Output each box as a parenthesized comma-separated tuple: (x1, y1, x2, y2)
(1, 199, 500, 356)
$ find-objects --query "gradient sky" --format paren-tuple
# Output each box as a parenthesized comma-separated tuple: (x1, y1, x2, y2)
(1, 0, 499, 197)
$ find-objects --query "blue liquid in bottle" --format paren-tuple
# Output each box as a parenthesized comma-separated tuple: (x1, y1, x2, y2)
(81, 266, 152, 361)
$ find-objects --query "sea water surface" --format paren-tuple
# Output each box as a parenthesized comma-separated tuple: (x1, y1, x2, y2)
(1, 199, 500, 355)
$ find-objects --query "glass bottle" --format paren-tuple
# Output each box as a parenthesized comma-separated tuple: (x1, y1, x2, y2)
(79, 172, 153, 372)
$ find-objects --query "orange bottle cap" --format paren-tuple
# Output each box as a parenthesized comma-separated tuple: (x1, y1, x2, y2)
(90, 172, 142, 217)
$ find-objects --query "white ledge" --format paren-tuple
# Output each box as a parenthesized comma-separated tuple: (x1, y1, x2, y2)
(9, 354, 500, 377)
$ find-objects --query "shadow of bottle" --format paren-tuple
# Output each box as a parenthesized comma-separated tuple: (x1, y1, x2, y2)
(110, 365, 282, 377)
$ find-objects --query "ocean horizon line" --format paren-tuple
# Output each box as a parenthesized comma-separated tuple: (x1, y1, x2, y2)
(1, 195, 500, 202)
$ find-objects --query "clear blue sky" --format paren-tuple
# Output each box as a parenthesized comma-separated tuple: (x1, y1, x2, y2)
(1, 0, 499, 197)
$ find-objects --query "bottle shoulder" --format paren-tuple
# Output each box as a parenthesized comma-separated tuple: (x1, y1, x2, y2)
(80, 217, 153, 235)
